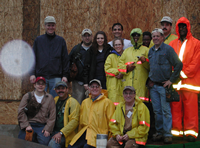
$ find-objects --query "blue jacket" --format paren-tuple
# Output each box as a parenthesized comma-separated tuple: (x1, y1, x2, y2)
(31, 33, 69, 79)
(148, 42, 182, 83)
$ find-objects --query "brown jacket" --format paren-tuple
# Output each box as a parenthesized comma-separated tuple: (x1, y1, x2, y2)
(18, 91, 56, 133)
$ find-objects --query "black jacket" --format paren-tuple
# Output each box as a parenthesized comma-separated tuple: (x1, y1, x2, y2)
(30, 33, 69, 79)
(83, 44, 113, 84)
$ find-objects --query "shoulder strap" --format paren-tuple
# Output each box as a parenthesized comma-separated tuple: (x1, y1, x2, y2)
(73, 43, 82, 57)
(27, 92, 32, 103)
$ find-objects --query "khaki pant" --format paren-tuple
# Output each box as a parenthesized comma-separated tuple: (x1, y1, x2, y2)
(107, 137, 138, 148)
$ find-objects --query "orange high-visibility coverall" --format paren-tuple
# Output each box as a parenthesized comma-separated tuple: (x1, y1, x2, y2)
(169, 17, 200, 138)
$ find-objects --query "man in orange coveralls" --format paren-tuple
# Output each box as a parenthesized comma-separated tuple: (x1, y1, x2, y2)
(169, 17, 200, 142)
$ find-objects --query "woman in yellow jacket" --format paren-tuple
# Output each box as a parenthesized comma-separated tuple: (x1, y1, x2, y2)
(118, 28, 150, 102)
(54, 95, 80, 148)
(107, 86, 150, 147)
(105, 37, 124, 105)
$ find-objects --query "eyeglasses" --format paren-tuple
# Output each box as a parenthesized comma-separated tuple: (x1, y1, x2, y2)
(90, 85, 100, 89)
(83, 34, 91, 37)
(179, 25, 187, 29)
(123, 92, 135, 95)
(113, 29, 122, 31)
(114, 44, 122, 47)
(132, 33, 140, 37)
(36, 82, 45, 86)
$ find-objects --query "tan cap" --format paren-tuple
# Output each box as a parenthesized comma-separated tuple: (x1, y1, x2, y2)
(160, 16, 172, 24)
(89, 79, 101, 86)
(82, 28, 92, 36)
(152, 28, 164, 35)
(123, 86, 136, 92)
(44, 16, 56, 24)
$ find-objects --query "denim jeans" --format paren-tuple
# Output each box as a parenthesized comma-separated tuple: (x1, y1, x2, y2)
(48, 131, 65, 148)
(45, 77, 61, 98)
(18, 122, 51, 145)
(150, 84, 172, 137)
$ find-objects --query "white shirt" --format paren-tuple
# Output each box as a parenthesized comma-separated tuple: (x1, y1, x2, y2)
(108, 39, 133, 50)
(34, 93, 44, 103)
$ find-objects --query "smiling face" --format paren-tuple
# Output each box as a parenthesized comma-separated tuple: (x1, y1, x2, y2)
(178, 23, 187, 39)
(97, 34, 105, 47)
(34, 80, 46, 93)
(112, 25, 123, 38)
(143, 35, 151, 47)
(89, 82, 102, 98)
(123, 89, 135, 104)
(82, 33, 93, 46)
(152, 32, 164, 48)
(113, 39, 123, 55)
(45, 23, 56, 35)
(55, 86, 68, 100)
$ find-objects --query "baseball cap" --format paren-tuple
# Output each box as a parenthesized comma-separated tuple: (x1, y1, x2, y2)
(82, 28, 92, 36)
(152, 28, 164, 35)
(89, 79, 101, 86)
(123, 86, 136, 92)
(35, 76, 46, 83)
(44, 16, 56, 24)
(160, 16, 173, 24)
(55, 81, 68, 88)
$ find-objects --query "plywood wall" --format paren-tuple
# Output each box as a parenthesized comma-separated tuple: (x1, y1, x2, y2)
(0, 0, 199, 124)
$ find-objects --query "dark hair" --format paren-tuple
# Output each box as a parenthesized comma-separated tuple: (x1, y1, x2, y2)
(143, 31, 152, 40)
(91, 31, 108, 54)
(112, 37, 124, 47)
(112, 23, 123, 31)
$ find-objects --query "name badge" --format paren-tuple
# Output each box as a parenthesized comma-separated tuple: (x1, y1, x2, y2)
(127, 111, 133, 118)
(62, 107, 65, 113)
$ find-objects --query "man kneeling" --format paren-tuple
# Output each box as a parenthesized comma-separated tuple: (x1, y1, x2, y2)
(107, 86, 150, 148)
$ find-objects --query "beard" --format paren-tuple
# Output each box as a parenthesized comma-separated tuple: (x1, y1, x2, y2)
(83, 41, 92, 46)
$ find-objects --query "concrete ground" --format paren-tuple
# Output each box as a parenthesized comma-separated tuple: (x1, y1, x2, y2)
(0, 125, 19, 138)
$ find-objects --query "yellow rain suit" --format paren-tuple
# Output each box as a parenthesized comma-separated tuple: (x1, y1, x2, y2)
(118, 28, 150, 102)
(109, 96, 150, 145)
(54, 95, 80, 148)
(105, 50, 124, 105)
(70, 93, 115, 147)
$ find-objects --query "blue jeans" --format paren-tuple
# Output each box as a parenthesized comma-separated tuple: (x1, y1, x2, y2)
(150, 85, 172, 137)
(68, 132, 95, 148)
(18, 122, 51, 145)
(48, 131, 65, 148)
(45, 77, 61, 98)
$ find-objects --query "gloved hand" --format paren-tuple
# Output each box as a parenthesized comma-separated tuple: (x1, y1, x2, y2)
(127, 63, 135, 72)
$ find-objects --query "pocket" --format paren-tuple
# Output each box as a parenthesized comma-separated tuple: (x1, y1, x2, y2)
(158, 55, 167, 65)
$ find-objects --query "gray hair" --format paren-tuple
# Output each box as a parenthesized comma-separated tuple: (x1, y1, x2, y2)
(151, 28, 164, 36)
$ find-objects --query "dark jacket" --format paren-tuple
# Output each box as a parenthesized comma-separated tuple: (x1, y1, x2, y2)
(69, 43, 88, 82)
(83, 44, 113, 84)
(30, 33, 69, 79)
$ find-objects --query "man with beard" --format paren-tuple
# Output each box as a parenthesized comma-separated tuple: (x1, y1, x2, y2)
(169, 17, 200, 142)
(149, 16, 177, 47)
(69, 29, 93, 104)
(48, 81, 80, 148)
(108, 23, 132, 50)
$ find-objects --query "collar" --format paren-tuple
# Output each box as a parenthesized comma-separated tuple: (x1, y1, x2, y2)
(92, 94, 102, 102)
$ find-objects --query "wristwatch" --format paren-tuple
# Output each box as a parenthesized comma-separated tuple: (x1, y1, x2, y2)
(60, 132, 63, 136)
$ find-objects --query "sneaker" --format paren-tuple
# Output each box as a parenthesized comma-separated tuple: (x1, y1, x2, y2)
(187, 135, 196, 142)
(152, 133, 163, 142)
(164, 137, 172, 144)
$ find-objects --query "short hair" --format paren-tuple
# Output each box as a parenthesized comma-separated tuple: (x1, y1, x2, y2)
(151, 28, 164, 36)
(143, 31, 152, 40)
(112, 37, 124, 47)
(112, 23, 123, 31)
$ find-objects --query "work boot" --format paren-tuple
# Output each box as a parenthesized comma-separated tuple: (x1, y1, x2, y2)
(187, 135, 196, 142)
(152, 133, 163, 142)
(164, 137, 172, 144)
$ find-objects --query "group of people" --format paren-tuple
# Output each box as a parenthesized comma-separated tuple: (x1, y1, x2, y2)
(17, 15, 200, 148)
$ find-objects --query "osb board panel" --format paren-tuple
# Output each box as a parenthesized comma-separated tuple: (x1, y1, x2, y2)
(0, 101, 20, 124)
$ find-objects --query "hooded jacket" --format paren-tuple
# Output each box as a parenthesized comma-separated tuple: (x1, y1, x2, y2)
(109, 96, 150, 145)
(169, 17, 200, 93)
(118, 28, 150, 102)
(105, 50, 124, 104)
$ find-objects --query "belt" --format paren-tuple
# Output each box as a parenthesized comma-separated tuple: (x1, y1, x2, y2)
(154, 81, 164, 86)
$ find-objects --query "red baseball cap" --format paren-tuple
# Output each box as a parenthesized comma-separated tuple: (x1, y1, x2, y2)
(35, 76, 46, 83)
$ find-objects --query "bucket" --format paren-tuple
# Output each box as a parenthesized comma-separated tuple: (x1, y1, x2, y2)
(96, 134, 108, 148)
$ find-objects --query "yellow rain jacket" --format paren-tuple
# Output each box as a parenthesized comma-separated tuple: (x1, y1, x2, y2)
(54, 95, 80, 148)
(109, 96, 150, 145)
(118, 28, 150, 102)
(105, 50, 124, 104)
(70, 93, 115, 147)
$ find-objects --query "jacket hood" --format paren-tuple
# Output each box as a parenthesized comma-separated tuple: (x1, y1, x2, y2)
(111, 49, 121, 56)
(176, 17, 192, 39)
(130, 28, 143, 49)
